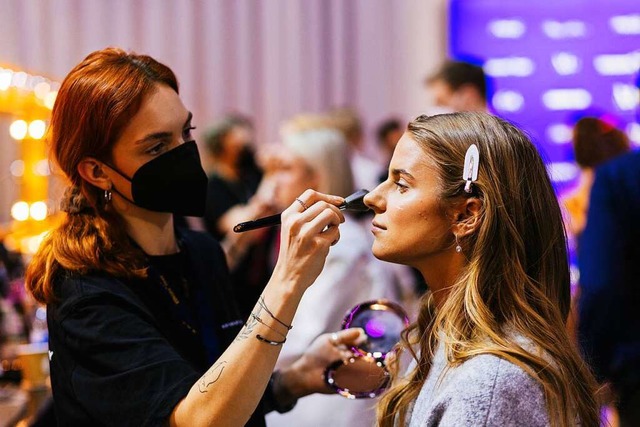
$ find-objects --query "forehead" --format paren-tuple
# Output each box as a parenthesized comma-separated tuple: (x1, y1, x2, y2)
(390, 133, 436, 173)
(274, 147, 307, 167)
(119, 85, 187, 138)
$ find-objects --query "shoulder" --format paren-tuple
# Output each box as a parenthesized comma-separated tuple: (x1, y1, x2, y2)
(589, 150, 640, 212)
(595, 150, 640, 187)
(422, 354, 548, 426)
(442, 354, 549, 426)
(449, 353, 540, 396)
(599, 149, 640, 172)
(54, 273, 133, 302)
(49, 273, 151, 322)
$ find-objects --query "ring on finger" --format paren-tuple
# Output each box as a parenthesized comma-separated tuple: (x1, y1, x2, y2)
(331, 332, 339, 346)
(295, 198, 309, 211)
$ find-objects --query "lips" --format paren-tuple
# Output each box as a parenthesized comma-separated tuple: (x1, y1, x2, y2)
(371, 221, 386, 231)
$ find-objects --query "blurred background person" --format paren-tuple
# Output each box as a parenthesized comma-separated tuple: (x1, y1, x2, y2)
(266, 116, 401, 427)
(562, 117, 630, 240)
(326, 107, 386, 193)
(201, 114, 278, 318)
(425, 60, 489, 113)
(562, 115, 630, 354)
(375, 118, 403, 184)
(577, 77, 640, 427)
(561, 118, 630, 426)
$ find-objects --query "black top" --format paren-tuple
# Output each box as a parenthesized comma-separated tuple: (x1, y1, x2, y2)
(46, 228, 267, 426)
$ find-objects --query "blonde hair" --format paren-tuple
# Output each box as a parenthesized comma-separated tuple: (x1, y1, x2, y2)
(377, 113, 599, 427)
(281, 118, 354, 197)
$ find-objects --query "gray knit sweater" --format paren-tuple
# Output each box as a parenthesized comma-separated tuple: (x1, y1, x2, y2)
(407, 340, 550, 426)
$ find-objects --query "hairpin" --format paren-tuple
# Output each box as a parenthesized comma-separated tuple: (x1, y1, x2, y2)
(463, 144, 479, 193)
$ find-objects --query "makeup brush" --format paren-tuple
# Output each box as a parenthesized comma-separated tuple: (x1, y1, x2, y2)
(233, 189, 370, 233)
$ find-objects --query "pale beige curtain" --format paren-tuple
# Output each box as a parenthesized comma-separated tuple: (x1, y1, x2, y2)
(0, 0, 446, 220)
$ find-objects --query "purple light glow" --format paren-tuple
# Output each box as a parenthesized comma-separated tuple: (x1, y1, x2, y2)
(365, 318, 386, 339)
(450, 0, 640, 195)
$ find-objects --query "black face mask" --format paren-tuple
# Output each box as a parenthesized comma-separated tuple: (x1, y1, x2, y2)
(105, 140, 208, 217)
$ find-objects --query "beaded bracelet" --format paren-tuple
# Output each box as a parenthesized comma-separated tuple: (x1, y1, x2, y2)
(256, 334, 287, 346)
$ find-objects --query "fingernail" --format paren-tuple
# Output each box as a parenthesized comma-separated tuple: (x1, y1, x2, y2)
(355, 328, 368, 345)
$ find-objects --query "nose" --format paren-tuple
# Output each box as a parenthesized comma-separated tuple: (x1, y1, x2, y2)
(363, 182, 385, 214)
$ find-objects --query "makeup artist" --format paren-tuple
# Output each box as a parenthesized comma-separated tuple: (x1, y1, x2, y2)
(24, 47, 361, 427)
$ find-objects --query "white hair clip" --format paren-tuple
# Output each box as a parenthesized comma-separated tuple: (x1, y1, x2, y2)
(463, 144, 479, 193)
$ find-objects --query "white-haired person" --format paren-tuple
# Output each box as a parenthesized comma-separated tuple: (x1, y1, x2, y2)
(266, 118, 401, 427)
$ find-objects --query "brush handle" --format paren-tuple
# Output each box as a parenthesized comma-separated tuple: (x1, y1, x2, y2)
(233, 189, 369, 233)
(233, 205, 352, 233)
(233, 213, 282, 233)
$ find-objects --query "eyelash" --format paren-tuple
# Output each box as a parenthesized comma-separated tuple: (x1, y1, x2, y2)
(147, 142, 167, 156)
(146, 126, 197, 155)
(394, 181, 408, 192)
(183, 125, 197, 141)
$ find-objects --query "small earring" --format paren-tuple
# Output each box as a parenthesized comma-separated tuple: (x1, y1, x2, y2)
(455, 235, 462, 253)
(104, 189, 112, 204)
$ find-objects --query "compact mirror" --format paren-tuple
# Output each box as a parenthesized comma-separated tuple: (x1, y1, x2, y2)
(324, 300, 409, 399)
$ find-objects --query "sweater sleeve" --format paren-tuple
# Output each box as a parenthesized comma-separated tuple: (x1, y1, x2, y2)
(434, 356, 550, 427)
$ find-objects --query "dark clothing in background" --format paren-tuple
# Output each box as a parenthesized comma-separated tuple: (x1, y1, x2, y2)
(578, 150, 640, 425)
(47, 228, 267, 426)
(204, 173, 275, 318)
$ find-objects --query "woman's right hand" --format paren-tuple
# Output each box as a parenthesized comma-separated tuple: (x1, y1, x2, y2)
(272, 189, 345, 294)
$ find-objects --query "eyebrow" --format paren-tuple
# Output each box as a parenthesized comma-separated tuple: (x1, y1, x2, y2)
(391, 168, 415, 180)
(135, 111, 193, 145)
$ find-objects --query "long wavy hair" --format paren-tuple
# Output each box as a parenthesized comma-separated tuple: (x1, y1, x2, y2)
(376, 113, 599, 427)
(25, 47, 179, 304)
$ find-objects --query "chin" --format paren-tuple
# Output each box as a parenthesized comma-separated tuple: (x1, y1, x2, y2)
(371, 244, 397, 263)
(372, 243, 414, 267)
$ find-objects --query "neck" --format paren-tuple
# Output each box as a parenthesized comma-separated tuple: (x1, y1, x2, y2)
(121, 210, 177, 255)
(131, 216, 177, 255)
(416, 248, 466, 309)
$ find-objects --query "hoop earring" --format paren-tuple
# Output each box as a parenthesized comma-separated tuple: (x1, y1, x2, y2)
(455, 235, 462, 253)
(104, 189, 112, 205)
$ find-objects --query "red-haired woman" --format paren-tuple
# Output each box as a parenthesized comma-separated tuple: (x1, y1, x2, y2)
(25, 48, 357, 427)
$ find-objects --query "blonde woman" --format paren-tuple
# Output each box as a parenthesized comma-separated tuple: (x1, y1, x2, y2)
(364, 113, 599, 426)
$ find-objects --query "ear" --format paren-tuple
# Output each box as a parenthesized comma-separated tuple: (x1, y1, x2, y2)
(450, 197, 482, 237)
(77, 158, 112, 191)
